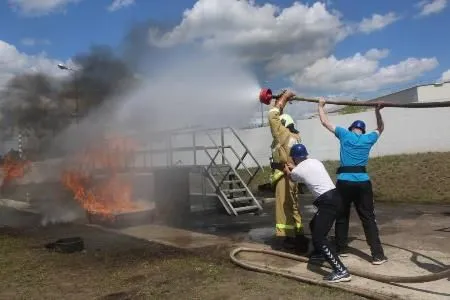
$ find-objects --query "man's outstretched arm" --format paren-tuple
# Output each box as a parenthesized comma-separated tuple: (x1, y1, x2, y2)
(318, 98, 336, 134)
(375, 104, 384, 134)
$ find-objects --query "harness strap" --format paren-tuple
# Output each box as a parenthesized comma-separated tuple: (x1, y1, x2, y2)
(336, 166, 367, 174)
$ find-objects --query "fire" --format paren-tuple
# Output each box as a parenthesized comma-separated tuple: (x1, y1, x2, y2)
(0, 153, 31, 190)
(61, 136, 146, 219)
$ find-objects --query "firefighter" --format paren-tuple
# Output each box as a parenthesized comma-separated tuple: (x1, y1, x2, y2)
(268, 90, 308, 253)
(284, 143, 351, 283)
(318, 98, 388, 265)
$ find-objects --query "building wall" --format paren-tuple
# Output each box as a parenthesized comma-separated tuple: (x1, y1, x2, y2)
(369, 87, 418, 104)
(417, 82, 450, 102)
(224, 106, 450, 165)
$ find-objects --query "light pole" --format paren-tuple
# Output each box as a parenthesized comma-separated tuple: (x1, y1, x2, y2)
(57, 63, 79, 124)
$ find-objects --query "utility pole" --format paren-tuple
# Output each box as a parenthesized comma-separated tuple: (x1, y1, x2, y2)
(260, 102, 264, 127)
(18, 132, 23, 159)
(57, 64, 79, 124)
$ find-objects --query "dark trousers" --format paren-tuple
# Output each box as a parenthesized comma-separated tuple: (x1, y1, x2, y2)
(309, 189, 347, 273)
(335, 180, 384, 258)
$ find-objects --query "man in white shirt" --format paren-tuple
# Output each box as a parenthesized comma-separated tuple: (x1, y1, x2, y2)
(284, 143, 351, 283)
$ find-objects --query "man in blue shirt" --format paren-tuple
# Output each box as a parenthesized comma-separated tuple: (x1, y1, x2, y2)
(318, 98, 387, 265)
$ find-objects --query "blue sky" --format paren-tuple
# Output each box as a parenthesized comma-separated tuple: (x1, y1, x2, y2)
(0, 0, 449, 100)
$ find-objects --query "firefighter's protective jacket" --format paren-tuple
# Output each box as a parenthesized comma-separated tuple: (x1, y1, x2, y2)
(269, 107, 301, 165)
(268, 106, 301, 185)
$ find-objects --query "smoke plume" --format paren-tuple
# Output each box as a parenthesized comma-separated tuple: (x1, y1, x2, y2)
(0, 20, 262, 226)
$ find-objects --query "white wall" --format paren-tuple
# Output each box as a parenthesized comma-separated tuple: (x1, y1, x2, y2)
(417, 82, 450, 102)
(231, 106, 450, 164)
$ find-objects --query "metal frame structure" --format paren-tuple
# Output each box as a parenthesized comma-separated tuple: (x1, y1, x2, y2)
(85, 127, 265, 216)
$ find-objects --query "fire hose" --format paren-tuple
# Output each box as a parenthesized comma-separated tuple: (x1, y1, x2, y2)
(259, 87, 450, 108)
(230, 242, 450, 300)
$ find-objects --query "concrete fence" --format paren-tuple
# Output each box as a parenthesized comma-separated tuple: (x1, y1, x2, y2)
(172, 106, 450, 168)
(232, 106, 450, 164)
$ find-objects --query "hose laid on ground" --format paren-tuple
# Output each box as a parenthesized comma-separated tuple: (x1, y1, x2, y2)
(230, 247, 450, 300)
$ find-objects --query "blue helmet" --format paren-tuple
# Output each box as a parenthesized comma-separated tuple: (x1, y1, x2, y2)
(290, 144, 309, 159)
(348, 120, 366, 134)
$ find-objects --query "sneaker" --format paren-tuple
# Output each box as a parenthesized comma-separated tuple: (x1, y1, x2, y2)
(324, 270, 352, 283)
(372, 255, 388, 265)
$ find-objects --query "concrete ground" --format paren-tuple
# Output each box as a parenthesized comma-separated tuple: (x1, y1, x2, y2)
(104, 199, 450, 300)
(185, 199, 450, 299)
(1, 197, 449, 299)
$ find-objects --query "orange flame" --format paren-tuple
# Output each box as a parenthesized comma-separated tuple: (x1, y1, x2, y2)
(61, 136, 146, 220)
(1, 154, 31, 189)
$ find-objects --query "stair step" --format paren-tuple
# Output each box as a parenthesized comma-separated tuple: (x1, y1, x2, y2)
(209, 169, 233, 174)
(211, 173, 234, 177)
(228, 196, 253, 204)
(222, 188, 247, 194)
(234, 205, 260, 213)
(222, 180, 242, 185)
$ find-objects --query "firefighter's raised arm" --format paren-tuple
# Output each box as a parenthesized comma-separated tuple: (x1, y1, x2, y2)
(268, 90, 295, 142)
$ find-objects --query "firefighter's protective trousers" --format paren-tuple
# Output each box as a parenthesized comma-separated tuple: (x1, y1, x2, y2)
(275, 175, 303, 237)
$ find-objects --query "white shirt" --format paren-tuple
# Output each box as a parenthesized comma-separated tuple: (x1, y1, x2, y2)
(290, 158, 336, 199)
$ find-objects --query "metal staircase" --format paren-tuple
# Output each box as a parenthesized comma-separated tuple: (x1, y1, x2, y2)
(201, 128, 263, 215)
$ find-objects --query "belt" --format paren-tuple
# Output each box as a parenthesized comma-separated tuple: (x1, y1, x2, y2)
(336, 166, 367, 174)
(270, 162, 285, 171)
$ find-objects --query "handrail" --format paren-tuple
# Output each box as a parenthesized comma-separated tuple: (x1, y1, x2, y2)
(204, 131, 262, 211)
(228, 127, 264, 172)
(202, 152, 236, 215)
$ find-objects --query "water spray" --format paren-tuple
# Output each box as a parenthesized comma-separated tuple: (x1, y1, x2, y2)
(259, 87, 450, 108)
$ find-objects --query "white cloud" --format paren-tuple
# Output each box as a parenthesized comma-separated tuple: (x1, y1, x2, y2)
(0, 40, 72, 89)
(357, 12, 400, 33)
(107, 0, 135, 12)
(441, 69, 450, 82)
(291, 49, 438, 93)
(148, 0, 435, 94)
(416, 0, 447, 17)
(8, 0, 82, 15)
(21, 38, 51, 46)
(364, 48, 390, 60)
(149, 0, 350, 76)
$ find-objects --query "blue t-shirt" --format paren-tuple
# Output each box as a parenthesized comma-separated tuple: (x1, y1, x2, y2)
(335, 126, 379, 182)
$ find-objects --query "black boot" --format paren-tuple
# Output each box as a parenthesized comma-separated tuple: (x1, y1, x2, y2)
(282, 237, 297, 250)
(295, 234, 310, 254)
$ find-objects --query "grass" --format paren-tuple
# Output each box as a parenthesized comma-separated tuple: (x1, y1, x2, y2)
(247, 151, 450, 204)
(0, 225, 364, 300)
(337, 106, 370, 115)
